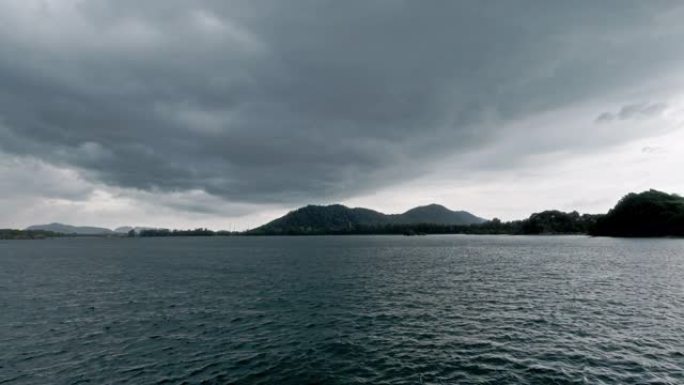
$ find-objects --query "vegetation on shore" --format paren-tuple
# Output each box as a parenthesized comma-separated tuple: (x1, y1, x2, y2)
(246, 190, 684, 237)
(590, 190, 684, 237)
(5, 189, 684, 239)
(136, 228, 238, 237)
(0, 229, 62, 240)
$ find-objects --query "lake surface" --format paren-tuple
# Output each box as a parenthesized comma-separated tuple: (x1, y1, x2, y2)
(1, 235, 683, 384)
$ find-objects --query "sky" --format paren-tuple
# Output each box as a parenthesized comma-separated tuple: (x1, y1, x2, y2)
(1, 0, 684, 230)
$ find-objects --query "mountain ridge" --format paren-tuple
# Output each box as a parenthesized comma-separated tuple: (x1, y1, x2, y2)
(248, 203, 486, 235)
(26, 223, 162, 235)
(26, 223, 114, 235)
(19, 190, 684, 237)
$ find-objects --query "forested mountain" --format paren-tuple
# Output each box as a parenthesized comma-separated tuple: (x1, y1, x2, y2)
(388, 204, 486, 226)
(248, 204, 486, 235)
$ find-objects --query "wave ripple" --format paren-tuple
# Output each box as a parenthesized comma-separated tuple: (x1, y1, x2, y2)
(1, 235, 683, 384)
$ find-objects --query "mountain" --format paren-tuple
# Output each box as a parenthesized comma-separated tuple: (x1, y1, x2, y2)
(590, 189, 684, 237)
(248, 204, 486, 235)
(389, 204, 486, 225)
(26, 223, 114, 235)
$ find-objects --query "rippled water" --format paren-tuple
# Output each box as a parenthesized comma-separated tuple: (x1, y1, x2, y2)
(1, 235, 683, 384)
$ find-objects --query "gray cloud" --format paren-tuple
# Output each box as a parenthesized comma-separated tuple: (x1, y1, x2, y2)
(0, 156, 93, 201)
(596, 102, 669, 123)
(1, 1, 683, 210)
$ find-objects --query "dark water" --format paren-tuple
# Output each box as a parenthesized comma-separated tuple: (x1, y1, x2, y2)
(1, 236, 683, 384)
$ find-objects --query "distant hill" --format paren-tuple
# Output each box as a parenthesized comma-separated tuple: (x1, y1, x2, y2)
(26, 223, 114, 235)
(248, 204, 486, 235)
(389, 204, 485, 225)
(591, 189, 684, 237)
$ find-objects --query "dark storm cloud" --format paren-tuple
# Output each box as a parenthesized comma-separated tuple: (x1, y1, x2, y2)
(1, 1, 683, 207)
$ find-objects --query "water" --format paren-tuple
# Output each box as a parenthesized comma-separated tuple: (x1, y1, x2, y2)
(1, 235, 683, 384)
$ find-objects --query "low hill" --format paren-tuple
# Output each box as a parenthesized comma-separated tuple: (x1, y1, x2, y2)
(591, 190, 684, 237)
(390, 204, 486, 225)
(248, 204, 486, 235)
(26, 223, 114, 235)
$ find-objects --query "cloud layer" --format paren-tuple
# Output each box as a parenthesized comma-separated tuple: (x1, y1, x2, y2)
(1, 1, 684, 226)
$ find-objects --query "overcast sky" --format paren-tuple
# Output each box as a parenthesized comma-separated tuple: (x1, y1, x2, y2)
(1, 1, 684, 230)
